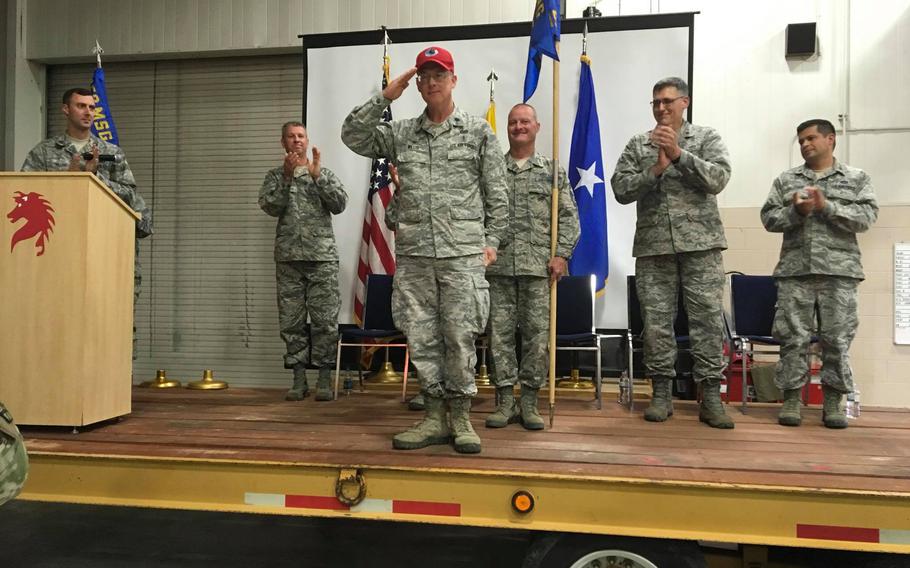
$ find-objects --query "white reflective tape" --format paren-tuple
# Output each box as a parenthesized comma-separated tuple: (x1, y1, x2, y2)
(244, 492, 285, 507)
(350, 498, 393, 513)
(880, 529, 910, 545)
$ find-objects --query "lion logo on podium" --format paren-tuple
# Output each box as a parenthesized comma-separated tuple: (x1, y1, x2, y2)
(7, 191, 55, 256)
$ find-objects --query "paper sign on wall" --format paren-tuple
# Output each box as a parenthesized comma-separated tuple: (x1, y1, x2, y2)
(896, 242, 910, 345)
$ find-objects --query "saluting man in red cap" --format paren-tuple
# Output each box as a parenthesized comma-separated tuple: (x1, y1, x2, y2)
(342, 46, 509, 455)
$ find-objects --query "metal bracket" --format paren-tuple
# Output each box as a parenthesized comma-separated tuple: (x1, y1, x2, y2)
(335, 468, 367, 507)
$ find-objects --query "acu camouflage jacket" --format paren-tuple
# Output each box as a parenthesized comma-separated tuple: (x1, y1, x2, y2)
(341, 94, 509, 259)
(486, 153, 579, 278)
(760, 160, 878, 280)
(21, 134, 153, 238)
(610, 121, 731, 258)
(259, 166, 347, 262)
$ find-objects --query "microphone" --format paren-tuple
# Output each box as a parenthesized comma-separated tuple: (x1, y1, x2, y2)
(81, 153, 117, 162)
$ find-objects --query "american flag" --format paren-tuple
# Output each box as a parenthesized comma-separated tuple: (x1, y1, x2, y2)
(353, 71, 396, 325)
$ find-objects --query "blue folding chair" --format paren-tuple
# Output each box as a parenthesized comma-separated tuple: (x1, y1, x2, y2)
(556, 274, 622, 410)
(728, 274, 818, 412)
(334, 274, 410, 401)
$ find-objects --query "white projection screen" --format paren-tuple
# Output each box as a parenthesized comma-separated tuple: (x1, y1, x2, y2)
(302, 13, 695, 330)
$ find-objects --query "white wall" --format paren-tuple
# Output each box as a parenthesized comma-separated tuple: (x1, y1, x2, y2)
(19, 0, 910, 205)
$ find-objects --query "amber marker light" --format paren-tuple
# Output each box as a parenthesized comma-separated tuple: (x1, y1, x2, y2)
(511, 490, 535, 514)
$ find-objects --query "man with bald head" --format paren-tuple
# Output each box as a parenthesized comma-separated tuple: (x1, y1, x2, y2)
(485, 103, 578, 431)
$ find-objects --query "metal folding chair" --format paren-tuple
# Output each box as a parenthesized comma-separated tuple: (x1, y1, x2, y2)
(333, 274, 410, 401)
(728, 273, 819, 412)
(556, 274, 622, 410)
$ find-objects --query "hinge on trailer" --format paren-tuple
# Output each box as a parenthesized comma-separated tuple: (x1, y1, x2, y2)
(335, 468, 367, 507)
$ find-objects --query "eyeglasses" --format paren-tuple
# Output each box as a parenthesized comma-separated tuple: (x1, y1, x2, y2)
(416, 70, 451, 83)
(650, 96, 685, 108)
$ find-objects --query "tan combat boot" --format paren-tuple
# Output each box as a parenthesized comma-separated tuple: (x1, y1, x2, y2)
(822, 385, 848, 429)
(699, 379, 735, 429)
(285, 365, 309, 401)
(778, 388, 802, 426)
(449, 397, 482, 454)
(485, 386, 518, 428)
(644, 378, 674, 422)
(393, 395, 451, 450)
(519, 387, 545, 430)
(407, 392, 425, 411)
(314, 368, 333, 401)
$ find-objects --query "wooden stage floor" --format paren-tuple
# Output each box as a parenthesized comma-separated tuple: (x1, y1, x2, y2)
(20, 386, 910, 494)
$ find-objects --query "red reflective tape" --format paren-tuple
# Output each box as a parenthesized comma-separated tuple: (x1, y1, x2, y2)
(392, 500, 461, 517)
(285, 495, 350, 511)
(797, 524, 880, 543)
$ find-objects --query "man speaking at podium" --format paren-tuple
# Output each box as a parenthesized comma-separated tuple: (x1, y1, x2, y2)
(21, 87, 153, 349)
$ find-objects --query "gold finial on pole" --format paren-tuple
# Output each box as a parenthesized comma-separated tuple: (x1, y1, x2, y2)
(381, 26, 391, 84)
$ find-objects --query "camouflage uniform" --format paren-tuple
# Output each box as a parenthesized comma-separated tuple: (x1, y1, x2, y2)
(761, 160, 878, 393)
(22, 135, 153, 355)
(259, 165, 347, 370)
(342, 94, 509, 398)
(487, 153, 579, 390)
(0, 401, 28, 506)
(611, 121, 731, 385)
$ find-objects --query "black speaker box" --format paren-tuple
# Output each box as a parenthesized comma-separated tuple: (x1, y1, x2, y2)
(786, 22, 817, 57)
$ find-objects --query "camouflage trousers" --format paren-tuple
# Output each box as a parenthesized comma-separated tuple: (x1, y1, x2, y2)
(275, 260, 340, 369)
(488, 275, 550, 390)
(636, 249, 725, 383)
(0, 402, 28, 506)
(393, 254, 489, 398)
(133, 240, 141, 360)
(773, 275, 859, 393)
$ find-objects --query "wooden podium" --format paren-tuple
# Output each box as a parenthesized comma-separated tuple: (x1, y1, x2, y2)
(0, 172, 139, 426)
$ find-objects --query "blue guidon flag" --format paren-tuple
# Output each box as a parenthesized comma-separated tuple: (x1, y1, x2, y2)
(91, 66, 119, 145)
(522, 0, 561, 102)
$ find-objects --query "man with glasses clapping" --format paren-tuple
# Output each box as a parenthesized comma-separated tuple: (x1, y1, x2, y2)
(611, 77, 734, 429)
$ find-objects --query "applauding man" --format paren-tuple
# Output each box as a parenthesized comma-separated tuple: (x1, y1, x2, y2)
(260, 121, 347, 402)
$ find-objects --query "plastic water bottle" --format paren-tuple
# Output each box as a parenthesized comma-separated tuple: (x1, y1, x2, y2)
(846, 389, 861, 419)
(343, 375, 354, 396)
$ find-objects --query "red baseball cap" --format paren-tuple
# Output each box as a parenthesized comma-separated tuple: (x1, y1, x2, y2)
(415, 46, 454, 73)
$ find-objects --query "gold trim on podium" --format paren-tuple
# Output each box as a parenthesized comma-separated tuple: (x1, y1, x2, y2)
(139, 369, 181, 389)
(186, 369, 228, 390)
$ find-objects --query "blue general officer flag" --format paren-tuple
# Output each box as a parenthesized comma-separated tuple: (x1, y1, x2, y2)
(568, 55, 609, 292)
(522, 0, 560, 102)
(91, 66, 119, 145)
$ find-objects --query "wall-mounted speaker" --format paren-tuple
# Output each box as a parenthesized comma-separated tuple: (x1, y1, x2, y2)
(786, 22, 817, 58)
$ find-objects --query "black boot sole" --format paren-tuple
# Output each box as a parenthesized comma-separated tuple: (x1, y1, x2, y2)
(699, 414, 735, 429)
(485, 415, 519, 429)
(453, 442, 481, 454)
(392, 435, 451, 450)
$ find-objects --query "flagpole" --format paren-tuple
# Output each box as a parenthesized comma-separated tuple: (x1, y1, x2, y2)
(547, 39, 560, 429)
